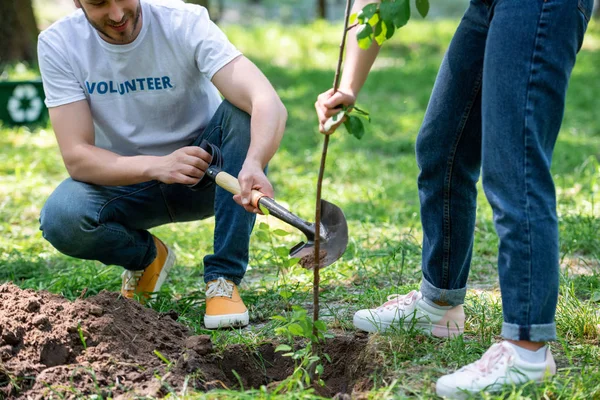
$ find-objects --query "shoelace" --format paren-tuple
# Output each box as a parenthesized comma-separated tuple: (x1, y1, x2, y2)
(463, 343, 513, 376)
(378, 290, 420, 311)
(206, 277, 234, 298)
(122, 270, 144, 292)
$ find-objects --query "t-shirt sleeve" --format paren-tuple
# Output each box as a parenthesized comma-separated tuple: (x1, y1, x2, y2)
(184, 6, 242, 80)
(37, 34, 87, 108)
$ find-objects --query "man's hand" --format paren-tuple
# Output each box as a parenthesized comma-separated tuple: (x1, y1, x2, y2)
(234, 160, 274, 213)
(151, 146, 213, 185)
(315, 88, 357, 135)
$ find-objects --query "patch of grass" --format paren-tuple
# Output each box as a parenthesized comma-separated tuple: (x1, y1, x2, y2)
(1, 18, 599, 399)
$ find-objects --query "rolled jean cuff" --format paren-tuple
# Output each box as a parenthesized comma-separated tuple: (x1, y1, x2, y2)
(420, 277, 467, 307)
(204, 273, 242, 286)
(501, 322, 557, 342)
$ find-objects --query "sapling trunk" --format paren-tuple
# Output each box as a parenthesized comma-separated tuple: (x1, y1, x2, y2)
(312, 0, 353, 341)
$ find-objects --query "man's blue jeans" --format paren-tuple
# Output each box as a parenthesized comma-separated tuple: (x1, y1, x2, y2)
(40, 100, 255, 285)
(416, 0, 592, 341)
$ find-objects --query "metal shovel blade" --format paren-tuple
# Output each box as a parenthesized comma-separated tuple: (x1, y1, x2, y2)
(289, 199, 348, 269)
(203, 164, 349, 269)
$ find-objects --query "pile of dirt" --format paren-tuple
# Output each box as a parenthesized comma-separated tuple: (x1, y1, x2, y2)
(0, 283, 376, 399)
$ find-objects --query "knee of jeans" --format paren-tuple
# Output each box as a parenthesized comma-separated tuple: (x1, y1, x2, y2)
(415, 129, 440, 172)
(40, 194, 99, 258)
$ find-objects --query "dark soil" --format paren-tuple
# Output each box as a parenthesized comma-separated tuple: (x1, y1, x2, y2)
(0, 283, 377, 399)
(299, 250, 328, 269)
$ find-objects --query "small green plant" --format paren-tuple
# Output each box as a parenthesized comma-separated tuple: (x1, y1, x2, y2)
(271, 306, 330, 392)
(153, 349, 173, 368)
(254, 222, 300, 277)
(77, 320, 87, 350)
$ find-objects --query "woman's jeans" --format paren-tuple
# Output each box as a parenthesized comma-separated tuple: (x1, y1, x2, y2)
(416, 0, 592, 341)
(40, 100, 255, 286)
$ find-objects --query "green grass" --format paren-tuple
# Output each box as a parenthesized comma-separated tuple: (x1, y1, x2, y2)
(1, 19, 600, 399)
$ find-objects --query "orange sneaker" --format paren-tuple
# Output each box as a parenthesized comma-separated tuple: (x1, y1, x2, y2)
(121, 235, 176, 303)
(204, 277, 249, 329)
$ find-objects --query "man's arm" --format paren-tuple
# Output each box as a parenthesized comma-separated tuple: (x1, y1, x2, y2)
(211, 55, 287, 211)
(315, 0, 381, 134)
(49, 100, 211, 186)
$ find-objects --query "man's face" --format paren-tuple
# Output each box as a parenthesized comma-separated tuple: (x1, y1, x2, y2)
(74, 0, 142, 45)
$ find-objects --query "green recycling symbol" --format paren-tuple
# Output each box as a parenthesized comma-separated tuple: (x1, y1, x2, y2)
(7, 84, 44, 123)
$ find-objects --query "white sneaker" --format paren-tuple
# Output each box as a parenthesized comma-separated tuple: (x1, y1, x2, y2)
(436, 341, 556, 399)
(353, 290, 464, 337)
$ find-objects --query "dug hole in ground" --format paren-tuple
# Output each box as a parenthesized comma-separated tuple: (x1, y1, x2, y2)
(0, 283, 380, 399)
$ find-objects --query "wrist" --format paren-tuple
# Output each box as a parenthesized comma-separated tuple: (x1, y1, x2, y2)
(242, 156, 265, 171)
(337, 85, 358, 100)
(140, 155, 160, 181)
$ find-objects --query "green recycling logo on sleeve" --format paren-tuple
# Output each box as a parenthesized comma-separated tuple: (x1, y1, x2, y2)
(7, 84, 44, 123)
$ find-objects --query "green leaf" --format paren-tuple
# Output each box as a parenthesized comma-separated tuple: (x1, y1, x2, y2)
(379, 1, 402, 23)
(591, 290, 600, 303)
(300, 320, 312, 336)
(357, 23, 374, 50)
(258, 222, 269, 231)
(385, 19, 396, 39)
(316, 364, 324, 375)
(275, 344, 292, 352)
(287, 257, 300, 267)
(273, 229, 290, 237)
(259, 204, 270, 215)
(314, 320, 327, 332)
(356, 23, 373, 41)
(279, 290, 293, 300)
(352, 105, 370, 116)
(351, 105, 371, 122)
(416, 0, 430, 18)
(288, 323, 304, 336)
(154, 349, 172, 366)
(344, 115, 365, 140)
(255, 230, 269, 242)
(393, 0, 411, 28)
(275, 247, 289, 258)
(324, 353, 332, 363)
(349, 12, 358, 25)
(270, 315, 287, 322)
(360, 3, 379, 20)
(374, 20, 386, 46)
(374, 20, 383, 38)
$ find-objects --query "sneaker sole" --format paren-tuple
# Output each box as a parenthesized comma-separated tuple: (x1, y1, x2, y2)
(436, 381, 471, 399)
(204, 311, 249, 329)
(353, 314, 463, 337)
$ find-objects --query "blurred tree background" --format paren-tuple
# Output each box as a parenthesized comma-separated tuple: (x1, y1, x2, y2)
(1, 0, 599, 70)
(0, 0, 39, 65)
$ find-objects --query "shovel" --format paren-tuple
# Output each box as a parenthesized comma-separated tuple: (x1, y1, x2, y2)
(204, 166, 348, 269)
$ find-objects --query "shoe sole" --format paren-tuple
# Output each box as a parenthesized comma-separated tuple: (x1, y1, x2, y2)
(353, 314, 463, 337)
(204, 311, 249, 329)
(436, 381, 470, 399)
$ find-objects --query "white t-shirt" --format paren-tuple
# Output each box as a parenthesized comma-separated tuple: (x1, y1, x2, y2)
(38, 0, 241, 156)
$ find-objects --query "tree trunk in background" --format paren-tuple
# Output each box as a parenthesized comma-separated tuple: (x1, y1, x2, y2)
(0, 0, 39, 65)
(317, 0, 327, 19)
(594, 0, 599, 19)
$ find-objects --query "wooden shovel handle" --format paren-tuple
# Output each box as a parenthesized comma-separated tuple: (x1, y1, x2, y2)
(214, 170, 266, 208)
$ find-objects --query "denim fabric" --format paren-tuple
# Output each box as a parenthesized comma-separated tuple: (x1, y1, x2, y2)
(40, 100, 256, 285)
(416, 0, 591, 341)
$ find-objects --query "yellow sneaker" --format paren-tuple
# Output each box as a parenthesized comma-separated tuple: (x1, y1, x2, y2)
(204, 277, 249, 329)
(121, 235, 176, 303)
